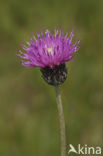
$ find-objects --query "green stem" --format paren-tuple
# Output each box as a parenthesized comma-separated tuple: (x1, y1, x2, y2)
(55, 85, 66, 156)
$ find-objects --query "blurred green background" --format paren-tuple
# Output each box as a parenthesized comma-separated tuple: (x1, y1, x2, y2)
(0, 0, 103, 156)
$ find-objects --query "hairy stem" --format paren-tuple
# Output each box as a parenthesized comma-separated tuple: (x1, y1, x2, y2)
(55, 85, 66, 156)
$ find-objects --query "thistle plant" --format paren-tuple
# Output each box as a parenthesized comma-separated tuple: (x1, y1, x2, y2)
(17, 28, 80, 156)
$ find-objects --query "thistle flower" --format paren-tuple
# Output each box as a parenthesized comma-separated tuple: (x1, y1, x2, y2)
(17, 28, 80, 156)
(18, 28, 80, 85)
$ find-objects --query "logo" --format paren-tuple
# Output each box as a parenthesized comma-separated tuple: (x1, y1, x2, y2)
(68, 144, 102, 155)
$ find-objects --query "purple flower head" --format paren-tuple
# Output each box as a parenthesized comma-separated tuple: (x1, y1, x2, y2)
(17, 28, 80, 85)
(18, 28, 80, 69)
